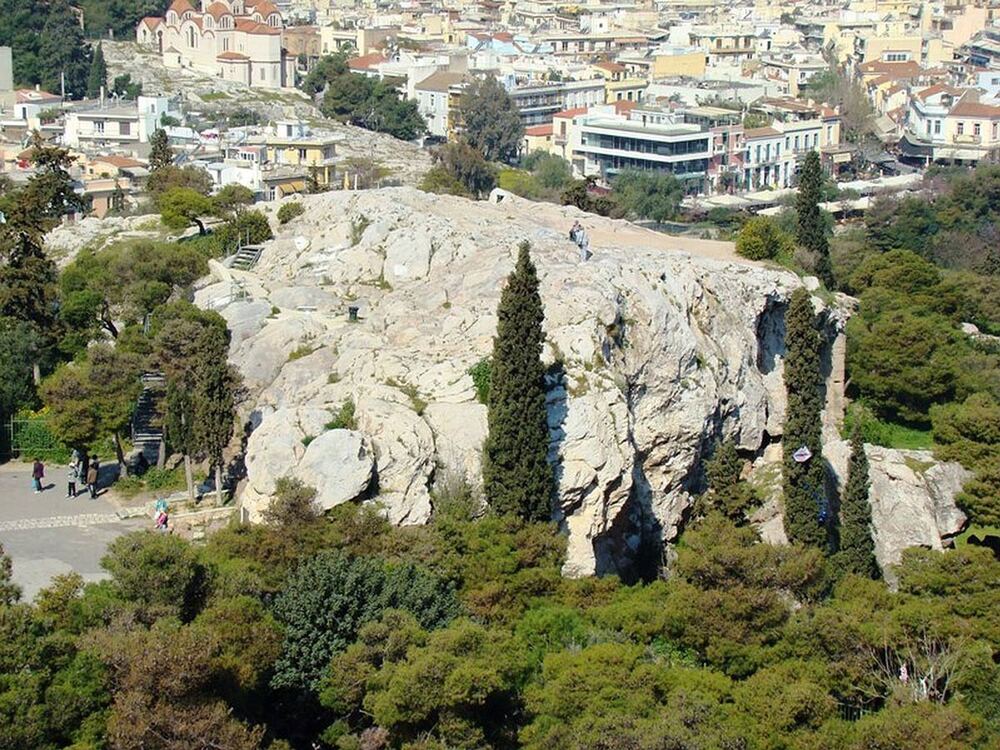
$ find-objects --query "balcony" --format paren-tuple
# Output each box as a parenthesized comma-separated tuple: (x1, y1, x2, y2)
(953, 133, 982, 144)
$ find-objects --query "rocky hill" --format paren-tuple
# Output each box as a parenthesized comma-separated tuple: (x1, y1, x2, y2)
(195, 187, 967, 578)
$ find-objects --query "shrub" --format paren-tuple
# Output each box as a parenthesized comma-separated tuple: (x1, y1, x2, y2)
(11, 408, 71, 463)
(325, 399, 356, 430)
(469, 357, 491, 404)
(735, 216, 794, 261)
(277, 201, 305, 224)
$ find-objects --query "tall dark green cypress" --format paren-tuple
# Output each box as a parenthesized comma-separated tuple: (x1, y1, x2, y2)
(483, 240, 553, 521)
(835, 427, 880, 578)
(86, 42, 107, 99)
(148, 129, 174, 172)
(782, 287, 828, 548)
(796, 150, 832, 287)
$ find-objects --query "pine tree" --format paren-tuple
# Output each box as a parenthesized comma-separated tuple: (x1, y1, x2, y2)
(86, 42, 107, 99)
(782, 287, 828, 548)
(483, 240, 553, 521)
(834, 428, 880, 578)
(148, 129, 174, 172)
(795, 150, 832, 287)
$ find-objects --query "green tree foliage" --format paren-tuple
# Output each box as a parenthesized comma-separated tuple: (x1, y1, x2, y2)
(212, 184, 255, 218)
(112, 73, 142, 99)
(212, 209, 274, 256)
(611, 169, 683, 223)
(159, 186, 214, 234)
(146, 164, 213, 202)
(703, 439, 757, 520)
(147, 128, 174, 172)
(483, 241, 553, 521)
(0, 318, 44, 422)
(150, 302, 234, 500)
(18, 136, 90, 227)
(101, 531, 206, 620)
(932, 393, 1000, 526)
(299, 51, 349, 96)
(320, 69, 426, 140)
(522, 150, 573, 189)
(86, 42, 107, 98)
(864, 194, 939, 256)
(271, 551, 459, 693)
(421, 141, 497, 198)
(60, 239, 207, 347)
(796, 150, 832, 285)
(0, 0, 91, 98)
(735, 215, 795, 260)
(262, 477, 321, 528)
(782, 288, 828, 548)
(0, 542, 19, 606)
(458, 75, 524, 164)
(191, 322, 241, 505)
(40, 343, 143, 465)
(560, 178, 620, 217)
(831, 429, 879, 579)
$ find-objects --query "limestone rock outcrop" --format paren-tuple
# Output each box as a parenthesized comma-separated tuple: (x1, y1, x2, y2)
(864, 446, 969, 579)
(200, 186, 965, 578)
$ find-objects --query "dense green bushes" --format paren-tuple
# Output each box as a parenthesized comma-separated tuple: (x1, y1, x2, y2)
(3, 489, 1000, 749)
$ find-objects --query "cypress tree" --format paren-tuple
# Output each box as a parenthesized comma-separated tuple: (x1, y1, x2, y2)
(86, 43, 107, 99)
(782, 287, 828, 548)
(483, 240, 553, 521)
(148, 129, 174, 172)
(835, 427, 880, 578)
(795, 150, 832, 287)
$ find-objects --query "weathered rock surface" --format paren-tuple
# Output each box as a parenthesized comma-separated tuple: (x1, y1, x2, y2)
(750, 441, 969, 581)
(201, 186, 966, 578)
(864, 446, 969, 579)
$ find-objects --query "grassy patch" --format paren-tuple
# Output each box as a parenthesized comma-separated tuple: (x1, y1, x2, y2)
(114, 466, 187, 498)
(843, 403, 934, 450)
(288, 344, 318, 362)
(903, 456, 935, 475)
(199, 91, 230, 101)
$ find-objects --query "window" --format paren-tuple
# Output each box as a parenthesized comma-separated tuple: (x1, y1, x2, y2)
(755, 144, 761, 161)
(298, 148, 307, 160)
(120, 121, 130, 135)
(957, 122, 965, 135)
(934, 120, 941, 134)
(94, 120, 105, 134)
(260, 68, 266, 81)
(974, 122, 981, 136)
(994, 122, 998, 140)
(794, 135, 800, 150)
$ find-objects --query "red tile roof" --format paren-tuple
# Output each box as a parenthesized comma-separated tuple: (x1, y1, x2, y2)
(234, 18, 281, 34)
(139, 16, 162, 28)
(348, 52, 388, 70)
(553, 106, 588, 118)
(217, 51, 250, 60)
(525, 123, 553, 136)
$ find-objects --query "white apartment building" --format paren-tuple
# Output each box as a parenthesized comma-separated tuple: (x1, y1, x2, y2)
(63, 97, 176, 149)
(567, 106, 713, 193)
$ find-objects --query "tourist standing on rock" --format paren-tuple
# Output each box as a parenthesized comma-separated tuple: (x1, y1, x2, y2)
(86, 456, 100, 499)
(579, 230, 590, 262)
(32, 458, 45, 494)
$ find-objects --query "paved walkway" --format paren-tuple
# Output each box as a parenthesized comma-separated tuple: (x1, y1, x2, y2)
(0, 462, 147, 602)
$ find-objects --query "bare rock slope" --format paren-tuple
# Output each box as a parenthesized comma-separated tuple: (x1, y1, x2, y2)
(199, 187, 966, 577)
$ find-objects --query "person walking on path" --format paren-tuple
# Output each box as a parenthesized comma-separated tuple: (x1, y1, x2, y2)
(86, 456, 100, 499)
(32, 459, 45, 494)
(67, 458, 80, 498)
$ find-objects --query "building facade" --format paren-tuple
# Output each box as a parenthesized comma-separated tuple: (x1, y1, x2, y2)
(137, 0, 295, 89)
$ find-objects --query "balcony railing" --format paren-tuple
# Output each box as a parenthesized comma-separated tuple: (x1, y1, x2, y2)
(953, 133, 982, 144)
